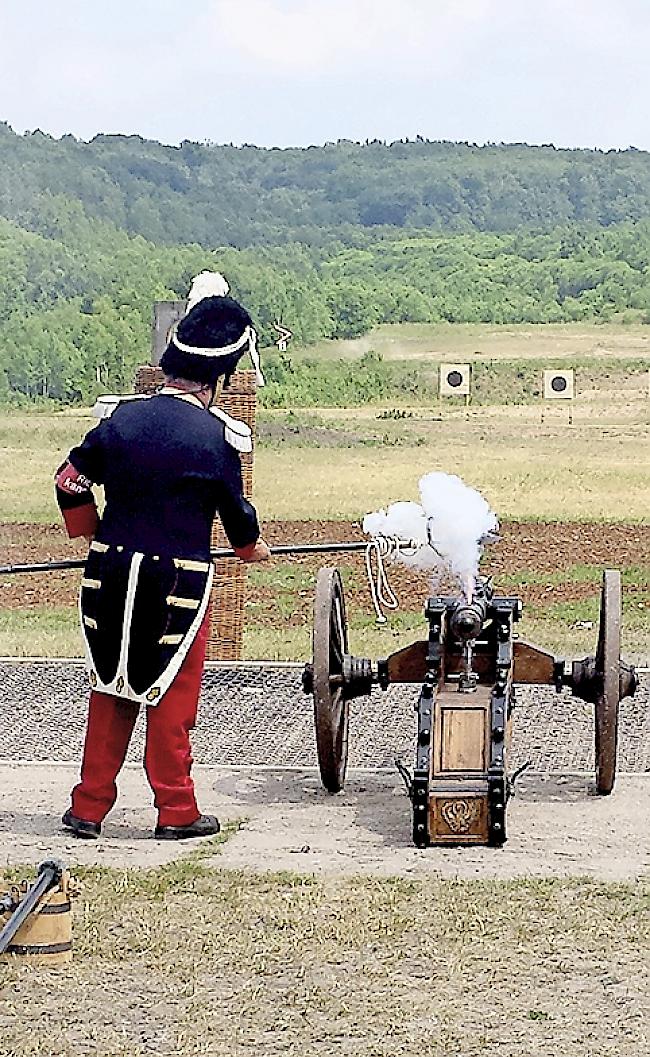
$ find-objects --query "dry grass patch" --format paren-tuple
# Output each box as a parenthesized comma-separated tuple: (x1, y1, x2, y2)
(302, 321, 650, 362)
(0, 863, 648, 1057)
(1, 400, 648, 523)
(254, 425, 650, 522)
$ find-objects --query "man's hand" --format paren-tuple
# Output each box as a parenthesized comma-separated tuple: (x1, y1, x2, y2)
(233, 537, 272, 562)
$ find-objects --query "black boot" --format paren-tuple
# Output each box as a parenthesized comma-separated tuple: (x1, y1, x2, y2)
(154, 814, 220, 840)
(62, 809, 101, 839)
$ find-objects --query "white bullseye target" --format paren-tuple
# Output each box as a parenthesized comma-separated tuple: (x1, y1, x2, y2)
(440, 363, 471, 397)
(543, 369, 574, 400)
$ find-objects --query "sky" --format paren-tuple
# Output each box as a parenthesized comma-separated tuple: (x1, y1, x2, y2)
(1, 0, 650, 150)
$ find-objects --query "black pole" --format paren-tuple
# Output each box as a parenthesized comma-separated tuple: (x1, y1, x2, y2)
(0, 541, 369, 577)
(0, 860, 63, 955)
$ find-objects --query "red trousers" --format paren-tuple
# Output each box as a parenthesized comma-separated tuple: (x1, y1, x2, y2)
(71, 617, 208, 828)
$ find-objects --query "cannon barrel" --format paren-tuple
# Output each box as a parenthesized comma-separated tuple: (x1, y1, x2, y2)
(449, 595, 488, 642)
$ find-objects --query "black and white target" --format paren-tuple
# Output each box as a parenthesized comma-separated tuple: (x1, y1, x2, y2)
(440, 363, 471, 397)
(543, 369, 574, 400)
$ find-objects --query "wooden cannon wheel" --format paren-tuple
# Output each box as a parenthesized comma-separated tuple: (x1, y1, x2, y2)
(594, 570, 621, 795)
(312, 568, 350, 793)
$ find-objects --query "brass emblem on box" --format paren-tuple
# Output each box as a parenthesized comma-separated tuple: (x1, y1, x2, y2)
(441, 798, 480, 834)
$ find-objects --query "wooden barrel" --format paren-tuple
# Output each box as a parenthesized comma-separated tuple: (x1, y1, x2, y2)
(0, 871, 72, 966)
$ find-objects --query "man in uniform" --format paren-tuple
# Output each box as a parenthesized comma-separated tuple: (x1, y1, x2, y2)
(55, 272, 269, 840)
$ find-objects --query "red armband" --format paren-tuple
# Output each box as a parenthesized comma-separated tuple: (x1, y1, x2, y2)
(55, 462, 99, 539)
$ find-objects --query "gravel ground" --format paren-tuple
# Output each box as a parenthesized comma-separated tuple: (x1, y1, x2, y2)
(1, 661, 648, 773)
(0, 662, 647, 877)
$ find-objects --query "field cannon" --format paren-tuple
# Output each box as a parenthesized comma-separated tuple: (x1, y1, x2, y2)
(302, 567, 638, 847)
(3, 537, 640, 849)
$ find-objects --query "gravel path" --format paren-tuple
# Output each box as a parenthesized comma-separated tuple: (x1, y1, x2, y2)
(1, 660, 648, 773)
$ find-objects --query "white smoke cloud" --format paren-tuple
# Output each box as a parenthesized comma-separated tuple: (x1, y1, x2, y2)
(363, 472, 498, 596)
(419, 471, 498, 589)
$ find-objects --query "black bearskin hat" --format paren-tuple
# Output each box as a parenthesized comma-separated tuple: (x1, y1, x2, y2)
(160, 272, 264, 387)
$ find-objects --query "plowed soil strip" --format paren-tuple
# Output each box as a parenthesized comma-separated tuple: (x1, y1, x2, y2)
(1, 520, 648, 619)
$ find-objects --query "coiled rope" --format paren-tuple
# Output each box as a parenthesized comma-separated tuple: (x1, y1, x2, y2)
(365, 535, 424, 623)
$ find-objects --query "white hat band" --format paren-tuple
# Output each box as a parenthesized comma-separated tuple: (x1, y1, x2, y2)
(170, 323, 265, 386)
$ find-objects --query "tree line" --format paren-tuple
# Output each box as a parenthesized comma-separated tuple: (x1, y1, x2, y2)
(2, 123, 650, 403)
(2, 123, 650, 248)
(1, 208, 650, 403)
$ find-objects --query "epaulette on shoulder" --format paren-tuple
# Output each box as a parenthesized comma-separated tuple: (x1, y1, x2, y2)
(209, 407, 253, 453)
(91, 394, 150, 420)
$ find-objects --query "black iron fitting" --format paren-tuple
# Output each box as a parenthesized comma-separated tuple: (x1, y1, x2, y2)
(377, 658, 390, 692)
(341, 655, 374, 701)
(394, 758, 414, 799)
(508, 760, 532, 797)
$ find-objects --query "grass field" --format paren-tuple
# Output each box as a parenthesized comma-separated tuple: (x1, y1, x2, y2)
(0, 323, 647, 658)
(1, 561, 648, 660)
(1, 853, 648, 1057)
(1, 394, 649, 524)
(301, 321, 650, 363)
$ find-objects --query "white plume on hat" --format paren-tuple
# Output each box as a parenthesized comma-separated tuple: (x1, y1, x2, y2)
(186, 271, 230, 311)
(177, 270, 265, 386)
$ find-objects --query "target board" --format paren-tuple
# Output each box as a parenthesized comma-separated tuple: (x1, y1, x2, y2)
(440, 363, 471, 397)
(543, 369, 574, 400)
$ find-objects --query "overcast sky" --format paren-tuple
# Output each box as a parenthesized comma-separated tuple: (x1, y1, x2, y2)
(1, 0, 649, 150)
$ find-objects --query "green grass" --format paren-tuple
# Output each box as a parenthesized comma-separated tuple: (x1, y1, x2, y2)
(496, 563, 650, 589)
(253, 420, 650, 521)
(6, 604, 641, 664)
(0, 606, 80, 657)
(1, 862, 648, 1056)
(1, 574, 647, 661)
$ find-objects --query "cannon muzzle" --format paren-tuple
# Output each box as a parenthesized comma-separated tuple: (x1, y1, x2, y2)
(449, 594, 489, 642)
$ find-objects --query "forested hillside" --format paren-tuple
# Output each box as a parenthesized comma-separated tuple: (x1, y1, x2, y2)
(1, 124, 650, 403)
(2, 124, 650, 246)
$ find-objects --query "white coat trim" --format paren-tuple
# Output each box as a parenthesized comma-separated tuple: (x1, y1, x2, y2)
(80, 553, 214, 707)
(79, 552, 142, 702)
(146, 562, 213, 705)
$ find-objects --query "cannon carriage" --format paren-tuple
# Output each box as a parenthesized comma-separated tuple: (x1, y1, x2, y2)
(303, 567, 638, 847)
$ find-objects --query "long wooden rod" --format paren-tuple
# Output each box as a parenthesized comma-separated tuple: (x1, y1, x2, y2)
(0, 541, 368, 577)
